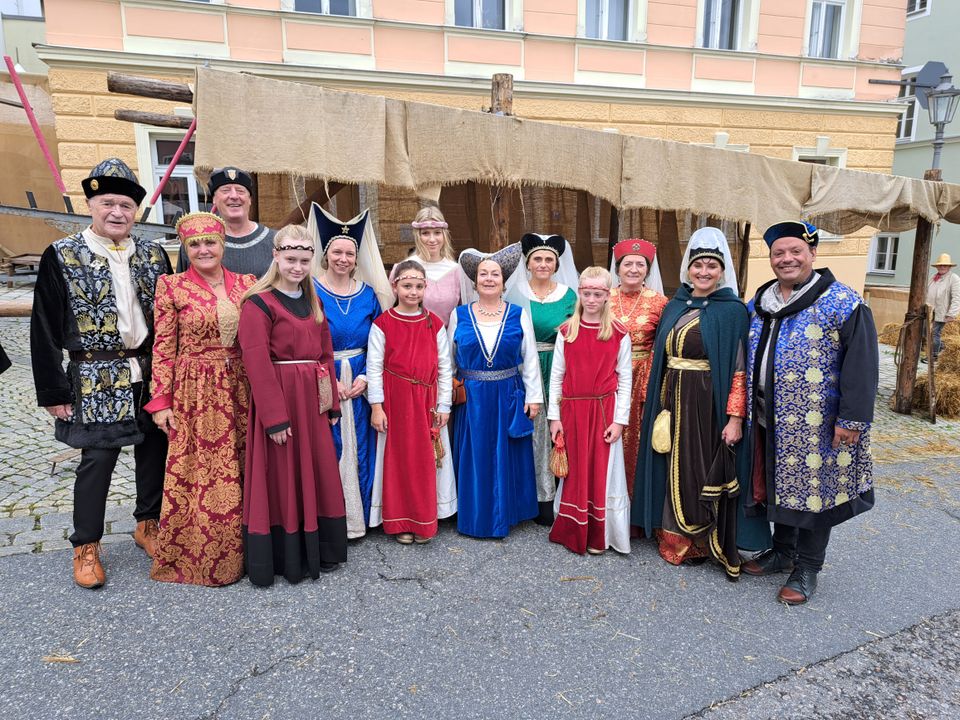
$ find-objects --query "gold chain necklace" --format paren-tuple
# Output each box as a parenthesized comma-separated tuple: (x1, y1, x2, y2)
(615, 287, 645, 323)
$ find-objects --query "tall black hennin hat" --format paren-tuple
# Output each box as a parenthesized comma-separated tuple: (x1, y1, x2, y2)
(311, 203, 368, 255)
(520, 233, 566, 259)
(82, 158, 146, 205)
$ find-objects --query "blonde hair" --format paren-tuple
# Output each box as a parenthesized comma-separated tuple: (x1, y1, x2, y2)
(563, 266, 615, 343)
(242, 224, 325, 324)
(412, 206, 454, 261)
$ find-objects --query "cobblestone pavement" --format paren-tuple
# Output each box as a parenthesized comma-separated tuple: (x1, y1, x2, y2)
(2, 281, 958, 555)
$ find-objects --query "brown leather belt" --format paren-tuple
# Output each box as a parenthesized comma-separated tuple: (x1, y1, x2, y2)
(69, 348, 147, 362)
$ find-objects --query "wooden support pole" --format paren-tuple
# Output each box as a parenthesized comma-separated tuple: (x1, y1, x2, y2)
(657, 210, 683, 296)
(893, 167, 942, 415)
(464, 181, 481, 250)
(488, 74, 513, 250)
(281, 182, 345, 227)
(574, 191, 594, 270)
(737, 222, 751, 299)
(107, 73, 193, 103)
(114, 109, 192, 129)
(607, 204, 620, 267)
(927, 303, 937, 424)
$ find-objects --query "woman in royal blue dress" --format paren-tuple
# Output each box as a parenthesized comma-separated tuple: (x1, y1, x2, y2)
(308, 203, 391, 539)
(449, 245, 543, 538)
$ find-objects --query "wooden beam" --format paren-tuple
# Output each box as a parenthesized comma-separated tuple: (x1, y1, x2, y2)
(464, 181, 481, 250)
(893, 168, 942, 414)
(488, 74, 514, 250)
(107, 73, 193, 103)
(607, 204, 620, 268)
(281, 182, 345, 227)
(114, 109, 192, 129)
(657, 210, 683, 296)
(574, 191, 594, 270)
(737, 222, 751, 299)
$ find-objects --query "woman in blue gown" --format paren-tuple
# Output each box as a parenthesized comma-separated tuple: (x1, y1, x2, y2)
(450, 245, 543, 538)
(310, 206, 385, 539)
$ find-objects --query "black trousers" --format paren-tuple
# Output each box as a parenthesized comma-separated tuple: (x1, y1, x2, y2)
(772, 523, 832, 573)
(69, 385, 168, 547)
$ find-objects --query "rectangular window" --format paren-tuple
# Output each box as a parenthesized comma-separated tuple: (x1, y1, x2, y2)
(455, 0, 506, 30)
(294, 0, 357, 15)
(906, 0, 928, 16)
(808, 0, 844, 59)
(701, 0, 740, 50)
(870, 234, 899, 273)
(150, 137, 211, 226)
(586, 0, 630, 41)
(0, 0, 44, 16)
(896, 74, 918, 142)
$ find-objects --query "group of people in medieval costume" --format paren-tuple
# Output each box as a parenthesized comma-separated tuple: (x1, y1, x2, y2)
(31, 159, 879, 606)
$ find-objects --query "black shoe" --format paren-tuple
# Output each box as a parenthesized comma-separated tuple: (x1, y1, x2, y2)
(741, 548, 794, 576)
(319, 562, 339, 573)
(534, 501, 554, 527)
(777, 567, 818, 605)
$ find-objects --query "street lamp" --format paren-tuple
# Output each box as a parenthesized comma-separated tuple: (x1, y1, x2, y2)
(925, 73, 960, 170)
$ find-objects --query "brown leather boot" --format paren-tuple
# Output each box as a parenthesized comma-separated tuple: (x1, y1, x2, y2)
(73, 543, 105, 589)
(133, 519, 159, 558)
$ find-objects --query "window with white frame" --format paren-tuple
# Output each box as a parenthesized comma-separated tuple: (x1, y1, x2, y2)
(906, 0, 928, 17)
(808, 0, 845, 59)
(869, 234, 899, 274)
(455, 0, 506, 29)
(896, 73, 918, 142)
(701, 0, 741, 50)
(291, 0, 358, 15)
(0, 0, 43, 16)
(795, 145, 846, 241)
(585, 0, 630, 41)
(150, 136, 212, 226)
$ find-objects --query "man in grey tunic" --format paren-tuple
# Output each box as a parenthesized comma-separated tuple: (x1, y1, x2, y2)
(176, 166, 274, 277)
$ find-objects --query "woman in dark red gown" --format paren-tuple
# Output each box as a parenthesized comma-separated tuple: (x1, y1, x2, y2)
(238, 225, 347, 586)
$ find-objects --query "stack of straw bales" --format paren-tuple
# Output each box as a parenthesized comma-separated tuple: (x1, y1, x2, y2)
(914, 322, 960, 417)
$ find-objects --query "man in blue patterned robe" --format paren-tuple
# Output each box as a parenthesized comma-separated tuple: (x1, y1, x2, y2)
(31, 159, 171, 589)
(742, 221, 878, 605)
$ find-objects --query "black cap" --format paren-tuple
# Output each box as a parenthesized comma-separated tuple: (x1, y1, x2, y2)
(81, 158, 146, 205)
(208, 166, 253, 195)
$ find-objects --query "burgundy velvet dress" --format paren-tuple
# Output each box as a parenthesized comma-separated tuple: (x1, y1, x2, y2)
(238, 289, 347, 586)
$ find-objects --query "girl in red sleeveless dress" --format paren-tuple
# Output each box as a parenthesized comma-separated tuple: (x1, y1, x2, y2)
(367, 260, 455, 544)
(548, 267, 633, 555)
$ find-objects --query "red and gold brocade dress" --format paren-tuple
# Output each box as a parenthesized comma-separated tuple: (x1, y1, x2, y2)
(145, 267, 256, 586)
(610, 286, 667, 498)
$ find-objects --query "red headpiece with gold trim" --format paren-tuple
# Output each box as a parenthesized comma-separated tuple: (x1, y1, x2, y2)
(613, 238, 656, 265)
(175, 212, 226, 246)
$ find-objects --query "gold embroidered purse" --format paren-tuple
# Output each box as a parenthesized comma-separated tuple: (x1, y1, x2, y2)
(316, 364, 334, 415)
(651, 409, 672, 454)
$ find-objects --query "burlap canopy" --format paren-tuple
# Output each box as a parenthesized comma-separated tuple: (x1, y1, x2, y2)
(194, 67, 960, 235)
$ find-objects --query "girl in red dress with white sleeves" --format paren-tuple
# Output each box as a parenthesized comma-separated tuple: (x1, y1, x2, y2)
(367, 260, 455, 544)
(548, 267, 633, 556)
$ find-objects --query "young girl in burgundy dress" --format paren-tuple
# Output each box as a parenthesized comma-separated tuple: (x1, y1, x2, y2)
(548, 267, 632, 556)
(239, 225, 347, 586)
(367, 260, 455, 544)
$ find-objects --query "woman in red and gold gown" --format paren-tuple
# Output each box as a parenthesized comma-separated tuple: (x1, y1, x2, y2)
(146, 212, 256, 586)
(608, 239, 667, 500)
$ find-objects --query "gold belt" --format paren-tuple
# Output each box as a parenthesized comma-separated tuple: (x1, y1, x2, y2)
(666, 357, 711, 371)
(631, 350, 650, 360)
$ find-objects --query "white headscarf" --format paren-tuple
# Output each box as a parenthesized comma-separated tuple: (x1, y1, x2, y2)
(679, 227, 738, 296)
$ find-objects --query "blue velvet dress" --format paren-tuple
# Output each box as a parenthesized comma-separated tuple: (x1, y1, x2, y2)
(314, 280, 381, 528)
(452, 303, 538, 538)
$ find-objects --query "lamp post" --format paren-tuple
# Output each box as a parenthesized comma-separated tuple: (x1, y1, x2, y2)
(892, 73, 960, 414)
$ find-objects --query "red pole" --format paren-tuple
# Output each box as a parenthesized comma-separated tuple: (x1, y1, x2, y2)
(140, 117, 198, 223)
(3, 55, 73, 212)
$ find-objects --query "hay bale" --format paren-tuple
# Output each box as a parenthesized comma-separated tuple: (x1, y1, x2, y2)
(913, 372, 960, 418)
(941, 321, 960, 338)
(878, 322, 902, 346)
(935, 344, 960, 374)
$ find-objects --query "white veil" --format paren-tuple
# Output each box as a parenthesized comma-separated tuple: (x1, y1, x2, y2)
(504, 236, 580, 311)
(307, 203, 394, 310)
(679, 226, 738, 295)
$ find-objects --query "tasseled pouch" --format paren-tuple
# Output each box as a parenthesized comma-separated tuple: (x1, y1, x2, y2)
(549, 431, 569, 478)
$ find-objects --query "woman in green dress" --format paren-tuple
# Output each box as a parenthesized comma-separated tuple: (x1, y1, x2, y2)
(508, 233, 578, 525)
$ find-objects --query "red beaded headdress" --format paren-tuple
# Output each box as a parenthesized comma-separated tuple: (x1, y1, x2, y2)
(175, 212, 226, 246)
(613, 238, 656, 264)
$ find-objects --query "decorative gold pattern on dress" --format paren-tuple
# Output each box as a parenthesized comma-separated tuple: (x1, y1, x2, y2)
(216, 297, 240, 347)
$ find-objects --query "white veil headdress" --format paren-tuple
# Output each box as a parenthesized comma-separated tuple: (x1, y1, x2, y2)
(609, 253, 664, 295)
(679, 226, 738, 295)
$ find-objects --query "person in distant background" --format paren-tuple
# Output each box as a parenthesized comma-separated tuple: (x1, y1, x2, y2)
(927, 253, 960, 362)
(176, 166, 274, 277)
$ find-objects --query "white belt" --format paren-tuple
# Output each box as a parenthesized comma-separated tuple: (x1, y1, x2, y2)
(536, 342, 555, 352)
(334, 348, 364, 360)
(273, 359, 317, 365)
